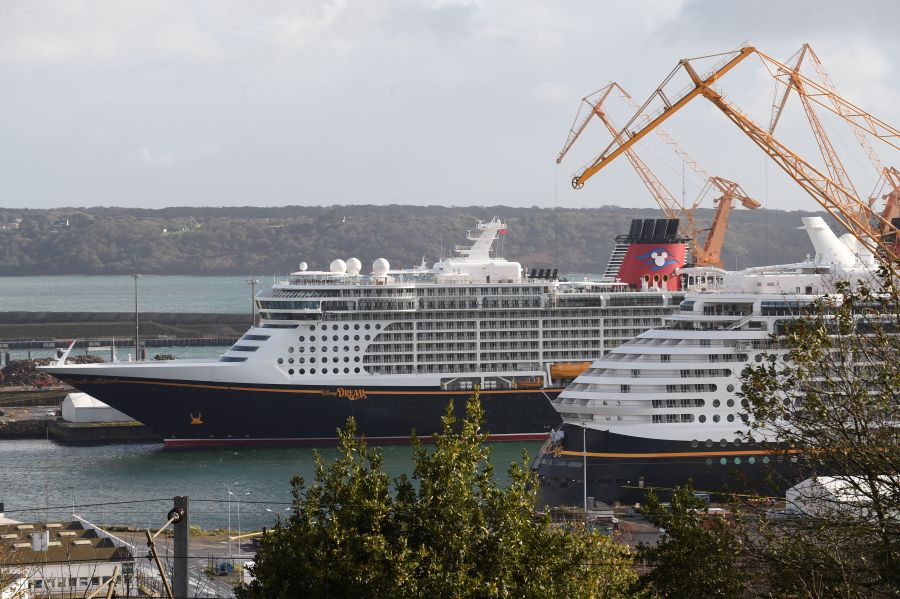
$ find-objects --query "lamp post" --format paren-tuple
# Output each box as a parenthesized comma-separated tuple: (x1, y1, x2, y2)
(222, 482, 238, 560)
(248, 279, 259, 327)
(582, 421, 588, 526)
(237, 492, 250, 556)
(132, 274, 141, 361)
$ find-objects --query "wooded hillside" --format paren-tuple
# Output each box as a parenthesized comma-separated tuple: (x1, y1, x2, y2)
(0, 205, 834, 275)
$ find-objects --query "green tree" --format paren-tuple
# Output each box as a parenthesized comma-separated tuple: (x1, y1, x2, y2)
(633, 483, 745, 599)
(237, 393, 637, 598)
(738, 273, 900, 597)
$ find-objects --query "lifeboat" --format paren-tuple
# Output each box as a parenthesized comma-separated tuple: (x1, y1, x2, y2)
(550, 362, 592, 379)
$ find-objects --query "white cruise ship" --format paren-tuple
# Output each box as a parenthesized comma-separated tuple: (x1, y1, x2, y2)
(44, 217, 686, 447)
(535, 216, 879, 506)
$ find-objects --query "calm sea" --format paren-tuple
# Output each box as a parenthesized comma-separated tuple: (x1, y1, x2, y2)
(0, 276, 548, 530)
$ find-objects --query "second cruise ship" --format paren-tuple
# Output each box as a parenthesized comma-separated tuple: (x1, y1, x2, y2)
(535, 217, 881, 506)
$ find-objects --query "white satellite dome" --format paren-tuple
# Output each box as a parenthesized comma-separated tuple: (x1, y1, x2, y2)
(330, 259, 348, 274)
(346, 257, 362, 275)
(298, 261, 308, 272)
(372, 258, 390, 275)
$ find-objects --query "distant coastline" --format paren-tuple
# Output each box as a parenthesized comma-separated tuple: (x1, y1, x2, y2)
(0, 204, 833, 276)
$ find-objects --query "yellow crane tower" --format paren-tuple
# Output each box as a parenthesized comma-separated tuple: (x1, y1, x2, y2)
(569, 46, 900, 266)
(557, 82, 759, 268)
(769, 43, 900, 236)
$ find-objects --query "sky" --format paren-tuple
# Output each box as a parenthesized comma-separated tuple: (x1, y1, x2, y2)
(1, 0, 898, 212)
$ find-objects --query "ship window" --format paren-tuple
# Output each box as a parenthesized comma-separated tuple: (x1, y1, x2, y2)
(311, 336, 317, 341)
(333, 346, 338, 352)
(713, 415, 721, 423)
(705, 439, 713, 447)
(365, 335, 371, 341)
(263, 324, 299, 329)
(299, 358, 305, 364)
(344, 357, 350, 362)
(288, 369, 294, 375)
(354, 335, 360, 340)
(332, 335, 338, 341)
(720, 458, 727, 465)
(299, 369, 305, 375)
(344, 335, 349, 341)
(288, 347, 294, 353)
(354, 346, 360, 352)
(344, 346, 349, 352)
(726, 399, 734, 407)
(311, 358, 316, 363)
(354, 367, 360, 373)
(288, 358, 294, 364)
(343, 324, 349, 330)
(365, 324, 371, 330)
(243, 335, 271, 341)
(375, 324, 382, 329)
(727, 384, 735, 392)
(727, 414, 735, 422)
(311, 326, 316, 330)
(232, 345, 259, 352)
(310, 368, 316, 374)
(698, 415, 706, 423)
(344, 368, 350, 373)
(333, 325, 338, 330)
(299, 336, 305, 342)
(322, 347, 328, 352)
(713, 399, 720, 408)
(277, 358, 284, 364)
(354, 325, 360, 330)
(220, 356, 248, 362)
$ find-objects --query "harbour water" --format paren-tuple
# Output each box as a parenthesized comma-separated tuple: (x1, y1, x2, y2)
(0, 439, 543, 531)
(0, 275, 548, 532)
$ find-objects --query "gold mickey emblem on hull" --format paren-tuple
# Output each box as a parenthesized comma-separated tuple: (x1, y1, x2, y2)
(189, 412, 204, 425)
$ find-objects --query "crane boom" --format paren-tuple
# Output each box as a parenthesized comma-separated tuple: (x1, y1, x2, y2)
(769, 44, 861, 206)
(571, 46, 899, 265)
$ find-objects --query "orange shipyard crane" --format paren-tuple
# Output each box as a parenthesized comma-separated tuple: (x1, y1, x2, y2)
(769, 43, 900, 236)
(557, 82, 759, 268)
(569, 46, 900, 266)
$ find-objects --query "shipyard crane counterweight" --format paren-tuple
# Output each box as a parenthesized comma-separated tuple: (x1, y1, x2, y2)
(557, 82, 759, 268)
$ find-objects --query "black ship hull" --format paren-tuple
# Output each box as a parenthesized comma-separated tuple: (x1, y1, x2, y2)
(54, 373, 563, 447)
(535, 423, 806, 507)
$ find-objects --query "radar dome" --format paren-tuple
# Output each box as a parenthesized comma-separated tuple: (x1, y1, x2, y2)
(298, 261, 308, 271)
(330, 259, 347, 274)
(372, 258, 390, 275)
(346, 257, 362, 275)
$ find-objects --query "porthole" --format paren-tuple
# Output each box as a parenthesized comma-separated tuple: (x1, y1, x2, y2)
(720, 439, 728, 447)
(332, 335, 338, 342)
(375, 324, 381, 329)
(288, 347, 294, 353)
(727, 414, 735, 422)
(310, 368, 316, 374)
(365, 335, 371, 341)
(343, 324, 349, 330)
(322, 347, 328, 353)
(333, 346, 338, 352)
(344, 368, 350, 374)
(288, 358, 294, 364)
(299, 336, 305, 342)
(755, 354, 762, 362)
(748, 456, 756, 464)
(310, 325, 316, 331)
(277, 358, 284, 364)
(705, 458, 713, 466)
(713, 399, 720, 408)
(734, 437, 741, 446)
(734, 457, 742, 465)
(710, 384, 717, 392)
(322, 368, 329, 374)
(332, 325, 338, 331)
(783, 398, 791, 407)
(354, 346, 360, 352)
(344, 357, 350, 362)
(691, 440, 699, 448)
(343, 335, 349, 341)
(299, 368, 305, 375)
(364, 324, 371, 330)
(713, 415, 721, 423)
(333, 357, 339, 363)
(354, 367, 360, 373)
(311, 336, 317, 341)
(354, 324, 360, 330)
(311, 358, 317, 364)
(699, 415, 706, 423)
(741, 399, 749, 408)
(720, 457, 727, 465)
(762, 456, 770, 464)
(299, 347, 305, 353)
(726, 384, 735, 393)
(288, 369, 294, 375)
(343, 346, 349, 352)
(726, 399, 734, 407)
(705, 439, 713, 448)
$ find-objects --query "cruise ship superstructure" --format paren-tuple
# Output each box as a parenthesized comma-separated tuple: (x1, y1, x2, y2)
(535, 217, 879, 506)
(44, 218, 685, 446)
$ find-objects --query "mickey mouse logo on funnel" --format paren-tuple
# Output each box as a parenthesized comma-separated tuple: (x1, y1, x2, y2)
(636, 248, 680, 270)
